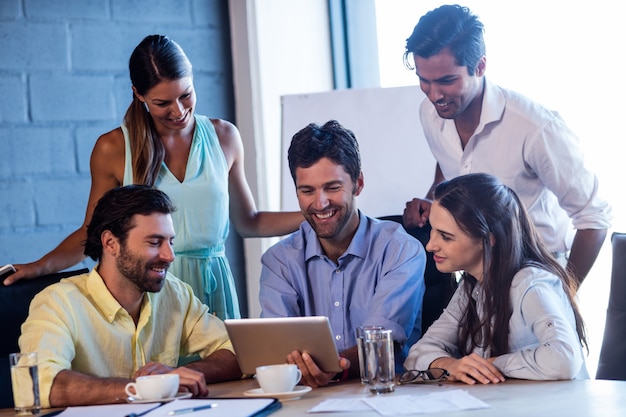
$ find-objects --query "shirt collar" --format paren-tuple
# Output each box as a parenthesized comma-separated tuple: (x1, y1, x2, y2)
(302, 210, 368, 262)
(85, 266, 126, 323)
(478, 78, 506, 132)
(429, 78, 505, 137)
(85, 266, 151, 324)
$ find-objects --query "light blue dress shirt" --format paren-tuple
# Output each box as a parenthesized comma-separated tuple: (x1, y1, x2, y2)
(260, 211, 426, 367)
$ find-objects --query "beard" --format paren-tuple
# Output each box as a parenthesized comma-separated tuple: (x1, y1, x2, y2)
(116, 243, 169, 293)
(304, 202, 355, 240)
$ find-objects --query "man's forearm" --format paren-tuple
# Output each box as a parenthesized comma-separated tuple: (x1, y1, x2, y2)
(184, 349, 242, 383)
(568, 228, 607, 285)
(49, 369, 130, 407)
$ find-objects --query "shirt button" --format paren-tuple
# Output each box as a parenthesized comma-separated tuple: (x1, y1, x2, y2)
(335, 269, 341, 273)
(334, 301, 340, 307)
(335, 335, 341, 341)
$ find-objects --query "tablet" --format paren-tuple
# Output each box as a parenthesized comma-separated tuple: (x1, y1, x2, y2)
(224, 316, 342, 375)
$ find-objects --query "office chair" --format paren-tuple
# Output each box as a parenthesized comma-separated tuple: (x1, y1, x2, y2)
(0, 268, 88, 408)
(595, 232, 626, 380)
(378, 216, 457, 335)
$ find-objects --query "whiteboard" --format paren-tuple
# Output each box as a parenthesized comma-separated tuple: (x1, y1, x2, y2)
(280, 86, 436, 217)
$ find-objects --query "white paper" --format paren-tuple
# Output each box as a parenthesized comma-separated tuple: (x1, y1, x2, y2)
(53, 398, 276, 417)
(147, 398, 275, 416)
(55, 403, 160, 417)
(362, 390, 490, 415)
(308, 397, 373, 413)
(308, 389, 489, 415)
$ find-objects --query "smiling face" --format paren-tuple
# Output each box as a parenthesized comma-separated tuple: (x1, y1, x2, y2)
(414, 48, 485, 120)
(115, 213, 176, 293)
(136, 76, 196, 133)
(426, 200, 484, 280)
(295, 157, 363, 245)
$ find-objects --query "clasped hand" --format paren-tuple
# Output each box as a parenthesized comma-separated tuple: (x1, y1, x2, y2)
(403, 198, 432, 228)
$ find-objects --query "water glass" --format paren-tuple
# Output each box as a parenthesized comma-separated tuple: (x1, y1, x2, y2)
(363, 328, 395, 394)
(356, 325, 384, 384)
(10, 352, 40, 415)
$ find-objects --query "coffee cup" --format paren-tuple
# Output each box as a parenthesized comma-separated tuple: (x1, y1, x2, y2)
(125, 374, 179, 400)
(255, 364, 302, 393)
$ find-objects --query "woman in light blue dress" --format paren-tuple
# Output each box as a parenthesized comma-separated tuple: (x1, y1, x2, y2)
(10, 35, 303, 319)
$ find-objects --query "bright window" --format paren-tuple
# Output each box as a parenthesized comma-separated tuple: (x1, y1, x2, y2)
(375, 0, 624, 378)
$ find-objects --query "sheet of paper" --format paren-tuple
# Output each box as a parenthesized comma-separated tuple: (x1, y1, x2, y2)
(308, 389, 489, 415)
(53, 398, 278, 417)
(308, 397, 373, 413)
(147, 398, 277, 416)
(56, 403, 160, 417)
(362, 390, 490, 415)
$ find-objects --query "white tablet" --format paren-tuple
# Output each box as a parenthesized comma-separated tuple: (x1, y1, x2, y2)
(224, 316, 342, 375)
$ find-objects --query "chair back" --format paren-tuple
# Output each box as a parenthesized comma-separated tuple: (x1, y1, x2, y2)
(0, 269, 88, 408)
(596, 233, 626, 380)
(378, 216, 457, 335)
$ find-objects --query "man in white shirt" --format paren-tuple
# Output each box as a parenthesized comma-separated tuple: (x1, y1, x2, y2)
(402, 4, 611, 284)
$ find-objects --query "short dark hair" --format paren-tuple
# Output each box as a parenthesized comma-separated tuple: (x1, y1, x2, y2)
(287, 120, 361, 184)
(404, 4, 485, 75)
(84, 185, 176, 261)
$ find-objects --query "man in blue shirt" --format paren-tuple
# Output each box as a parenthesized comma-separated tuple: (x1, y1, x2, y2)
(260, 120, 426, 387)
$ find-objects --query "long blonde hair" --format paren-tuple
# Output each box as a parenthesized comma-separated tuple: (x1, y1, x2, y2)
(124, 35, 192, 185)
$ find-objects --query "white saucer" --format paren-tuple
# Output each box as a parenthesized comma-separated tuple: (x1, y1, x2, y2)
(127, 391, 193, 404)
(244, 385, 312, 401)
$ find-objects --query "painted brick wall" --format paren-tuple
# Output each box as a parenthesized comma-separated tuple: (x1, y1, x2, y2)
(0, 0, 247, 312)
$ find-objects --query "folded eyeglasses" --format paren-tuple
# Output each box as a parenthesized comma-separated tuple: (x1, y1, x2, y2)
(398, 368, 449, 384)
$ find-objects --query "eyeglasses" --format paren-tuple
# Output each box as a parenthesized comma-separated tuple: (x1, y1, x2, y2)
(398, 368, 449, 385)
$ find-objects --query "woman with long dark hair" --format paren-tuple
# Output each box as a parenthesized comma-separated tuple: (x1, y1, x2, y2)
(404, 173, 587, 384)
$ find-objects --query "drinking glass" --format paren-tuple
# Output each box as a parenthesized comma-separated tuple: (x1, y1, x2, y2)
(10, 352, 40, 415)
(356, 325, 385, 384)
(363, 328, 395, 393)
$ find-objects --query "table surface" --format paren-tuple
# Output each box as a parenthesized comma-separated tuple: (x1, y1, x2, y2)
(3, 377, 626, 417)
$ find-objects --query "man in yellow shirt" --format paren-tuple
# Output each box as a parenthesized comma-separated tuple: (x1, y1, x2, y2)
(19, 185, 241, 408)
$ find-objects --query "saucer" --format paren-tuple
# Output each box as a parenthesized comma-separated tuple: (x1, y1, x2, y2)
(127, 391, 193, 404)
(243, 385, 312, 401)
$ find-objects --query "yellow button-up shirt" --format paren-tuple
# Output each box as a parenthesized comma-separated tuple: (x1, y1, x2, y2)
(19, 268, 234, 408)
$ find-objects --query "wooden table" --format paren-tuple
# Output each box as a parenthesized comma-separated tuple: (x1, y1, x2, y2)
(2, 377, 626, 416)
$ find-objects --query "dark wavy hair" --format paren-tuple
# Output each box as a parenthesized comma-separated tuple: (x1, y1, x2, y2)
(84, 185, 176, 261)
(404, 4, 486, 75)
(287, 120, 361, 184)
(433, 173, 587, 356)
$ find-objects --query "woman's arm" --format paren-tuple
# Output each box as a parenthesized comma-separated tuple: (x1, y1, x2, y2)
(404, 287, 464, 370)
(212, 118, 304, 238)
(5, 130, 125, 285)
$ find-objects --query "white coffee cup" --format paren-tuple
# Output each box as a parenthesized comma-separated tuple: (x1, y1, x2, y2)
(125, 374, 179, 400)
(255, 364, 302, 393)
